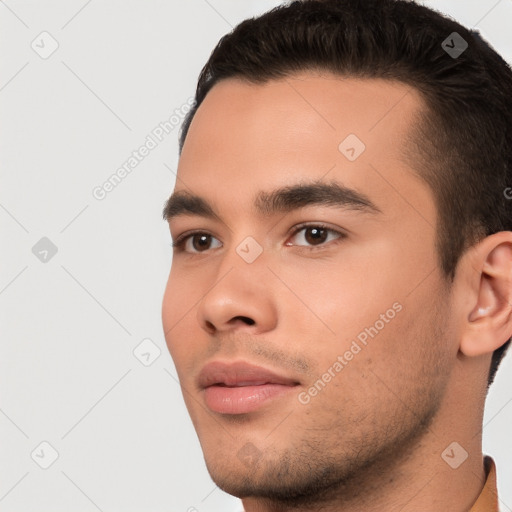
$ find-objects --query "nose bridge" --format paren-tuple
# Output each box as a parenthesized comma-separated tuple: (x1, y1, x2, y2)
(196, 235, 276, 333)
(215, 224, 269, 280)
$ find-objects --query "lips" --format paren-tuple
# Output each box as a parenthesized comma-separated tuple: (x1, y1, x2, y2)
(198, 361, 300, 414)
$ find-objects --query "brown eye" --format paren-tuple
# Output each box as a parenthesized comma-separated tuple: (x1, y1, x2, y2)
(172, 232, 222, 253)
(287, 224, 345, 248)
(191, 234, 213, 252)
(304, 226, 328, 245)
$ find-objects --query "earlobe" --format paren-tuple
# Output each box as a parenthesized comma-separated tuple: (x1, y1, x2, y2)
(459, 232, 512, 358)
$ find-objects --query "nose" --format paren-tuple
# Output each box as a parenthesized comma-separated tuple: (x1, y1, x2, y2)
(196, 262, 278, 336)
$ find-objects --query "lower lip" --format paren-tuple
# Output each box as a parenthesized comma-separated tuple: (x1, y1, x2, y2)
(203, 384, 297, 414)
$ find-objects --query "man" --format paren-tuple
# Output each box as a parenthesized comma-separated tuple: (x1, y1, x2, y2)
(161, 0, 512, 510)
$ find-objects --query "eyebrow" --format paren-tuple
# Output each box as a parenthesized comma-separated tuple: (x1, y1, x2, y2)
(162, 180, 382, 222)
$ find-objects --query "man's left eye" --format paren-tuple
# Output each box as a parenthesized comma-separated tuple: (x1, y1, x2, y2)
(286, 224, 346, 248)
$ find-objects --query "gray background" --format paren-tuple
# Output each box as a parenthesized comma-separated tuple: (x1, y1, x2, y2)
(1, 1, 511, 511)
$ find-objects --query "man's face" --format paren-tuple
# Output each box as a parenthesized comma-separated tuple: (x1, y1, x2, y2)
(162, 73, 456, 503)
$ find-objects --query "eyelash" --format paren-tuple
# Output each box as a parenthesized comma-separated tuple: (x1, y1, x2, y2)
(171, 223, 346, 254)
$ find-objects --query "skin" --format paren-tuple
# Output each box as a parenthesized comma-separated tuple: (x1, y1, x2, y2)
(161, 72, 512, 511)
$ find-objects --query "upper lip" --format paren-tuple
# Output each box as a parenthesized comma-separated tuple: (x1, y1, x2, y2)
(198, 361, 300, 389)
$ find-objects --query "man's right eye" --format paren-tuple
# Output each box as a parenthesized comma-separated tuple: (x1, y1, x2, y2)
(171, 232, 222, 253)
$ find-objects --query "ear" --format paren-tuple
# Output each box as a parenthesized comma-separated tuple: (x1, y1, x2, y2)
(458, 232, 512, 357)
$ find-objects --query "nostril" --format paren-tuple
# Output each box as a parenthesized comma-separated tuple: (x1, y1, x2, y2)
(233, 316, 255, 325)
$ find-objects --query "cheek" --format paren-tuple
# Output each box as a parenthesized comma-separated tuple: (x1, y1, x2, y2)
(162, 275, 177, 345)
(278, 245, 406, 345)
(313, 234, 435, 337)
(162, 270, 199, 364)
(299, 294, 442, 429)
(283, 238, 440, 382)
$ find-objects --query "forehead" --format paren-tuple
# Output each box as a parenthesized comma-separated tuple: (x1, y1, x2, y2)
(175, 72, 433, 223)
